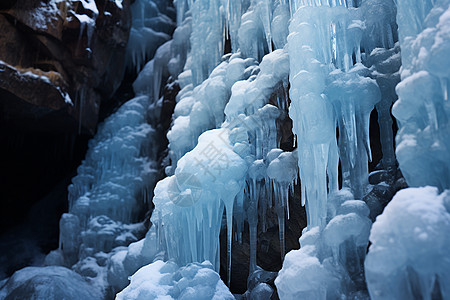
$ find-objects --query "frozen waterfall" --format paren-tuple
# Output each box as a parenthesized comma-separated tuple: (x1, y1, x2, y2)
(1, 0, 450, 299)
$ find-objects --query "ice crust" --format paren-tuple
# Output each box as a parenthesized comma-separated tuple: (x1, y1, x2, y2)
(393, 0, 450, 190)
(116, 260, 234, 300)
(276, 190, 372, 299)
(365, 187, 450, 299)
(5, 0, 450, 299)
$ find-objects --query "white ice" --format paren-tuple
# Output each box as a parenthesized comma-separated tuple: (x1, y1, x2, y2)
(365, 186, 450, 299)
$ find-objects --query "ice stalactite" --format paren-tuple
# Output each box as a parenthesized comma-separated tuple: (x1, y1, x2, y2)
(266, 150, 298, 259)
(188, 0, 225, 86)
(166, 54, 256, 172)
(225, 0, 243, 52)
(151, 48, 291, 285)
(126, 0, 174, 73)
(365, 0, 450, 298)
(287, 0, 397, 228)
(287, 5, 357, 228)
(276, 0, 399, 298)
(224, 49, 292, 266)
(365, 45, 401, 170)
(151, 128, 248, 285)
(326, 66, 381, 199)
(392, 0, 450, 190)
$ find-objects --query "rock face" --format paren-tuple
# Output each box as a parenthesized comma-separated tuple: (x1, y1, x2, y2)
(0, 0, 132, 133)
(0, 0, 134, 279)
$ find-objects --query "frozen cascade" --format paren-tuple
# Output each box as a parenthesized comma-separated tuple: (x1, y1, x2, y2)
(6, 0, 450, 298)
(287, 0, 397, 228)
(152, 128, 248, 284)
(125, 0, 174, 73)
(288, 4, 360, 228)
(392, 0, 450, 190)
(29, 2, 178, 297)
(276, 0, 399, 298)
(151, 48, 292, 285)
(52, 92, 159, 267)
(166, 54, 257, 171)
(189, 0, 225, 86)
(364, 0, 450, 298)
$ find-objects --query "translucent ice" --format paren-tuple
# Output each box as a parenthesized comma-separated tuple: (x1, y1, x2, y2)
(153, 128, 247, 282)
(393, 0, 450, 190)
(125, 0, 174, 72)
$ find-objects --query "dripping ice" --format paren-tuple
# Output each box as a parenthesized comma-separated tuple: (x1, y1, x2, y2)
(1, 0, 450, 299)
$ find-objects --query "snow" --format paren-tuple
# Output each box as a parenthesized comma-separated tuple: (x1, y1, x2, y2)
(365, 187, 450, 299)
(276, 190, 372, 299)
(116, 260, 234, 300)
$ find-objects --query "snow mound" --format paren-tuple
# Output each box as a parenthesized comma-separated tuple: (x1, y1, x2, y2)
(0, 266, 101, 300)
(365, 186, 450, 299)
(116, 260, 233, 300)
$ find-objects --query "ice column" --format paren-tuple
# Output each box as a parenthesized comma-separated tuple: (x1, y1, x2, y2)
(288, 2, 384, 227)
(189, 0, 225, 86)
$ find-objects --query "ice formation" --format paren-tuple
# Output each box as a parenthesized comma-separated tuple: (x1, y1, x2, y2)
(276, 189, 372, 299)
(3, 0, 450, 298)
(365, 187, 450, 299)
(152, 46, 293, 285)
(287, 0, 397, 228)
(364, 0, 450, 298)
(116, 260, 233, 300)
(392, 0, 450, 190)
(126, 0, 175, 72)
(0, 266, 102, 300)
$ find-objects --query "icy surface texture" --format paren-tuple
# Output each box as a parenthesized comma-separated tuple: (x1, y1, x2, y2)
(287, 0, 398, 229)
(392, 0, 450, 190)
(276, 189, 372, 299)
(126, 0, 175, 72)
(152, 128, 247, 273)
(68, 95, 157, 225)
(116, 260, 234, 300)
(276, 0, 401, 298)
(189, 0, 225, 86)
(152, 47, 294, 285)
(365, 187, 450, 299)
(40, 12, 175, 295)
(166, 53, 257, 171)
(0, 266, 102, 300)
(50, 93, 158, 267)
(42, 88, 162, 296)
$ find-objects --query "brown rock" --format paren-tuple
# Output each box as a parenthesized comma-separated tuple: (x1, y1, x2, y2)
(0, 0, 132, 134)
